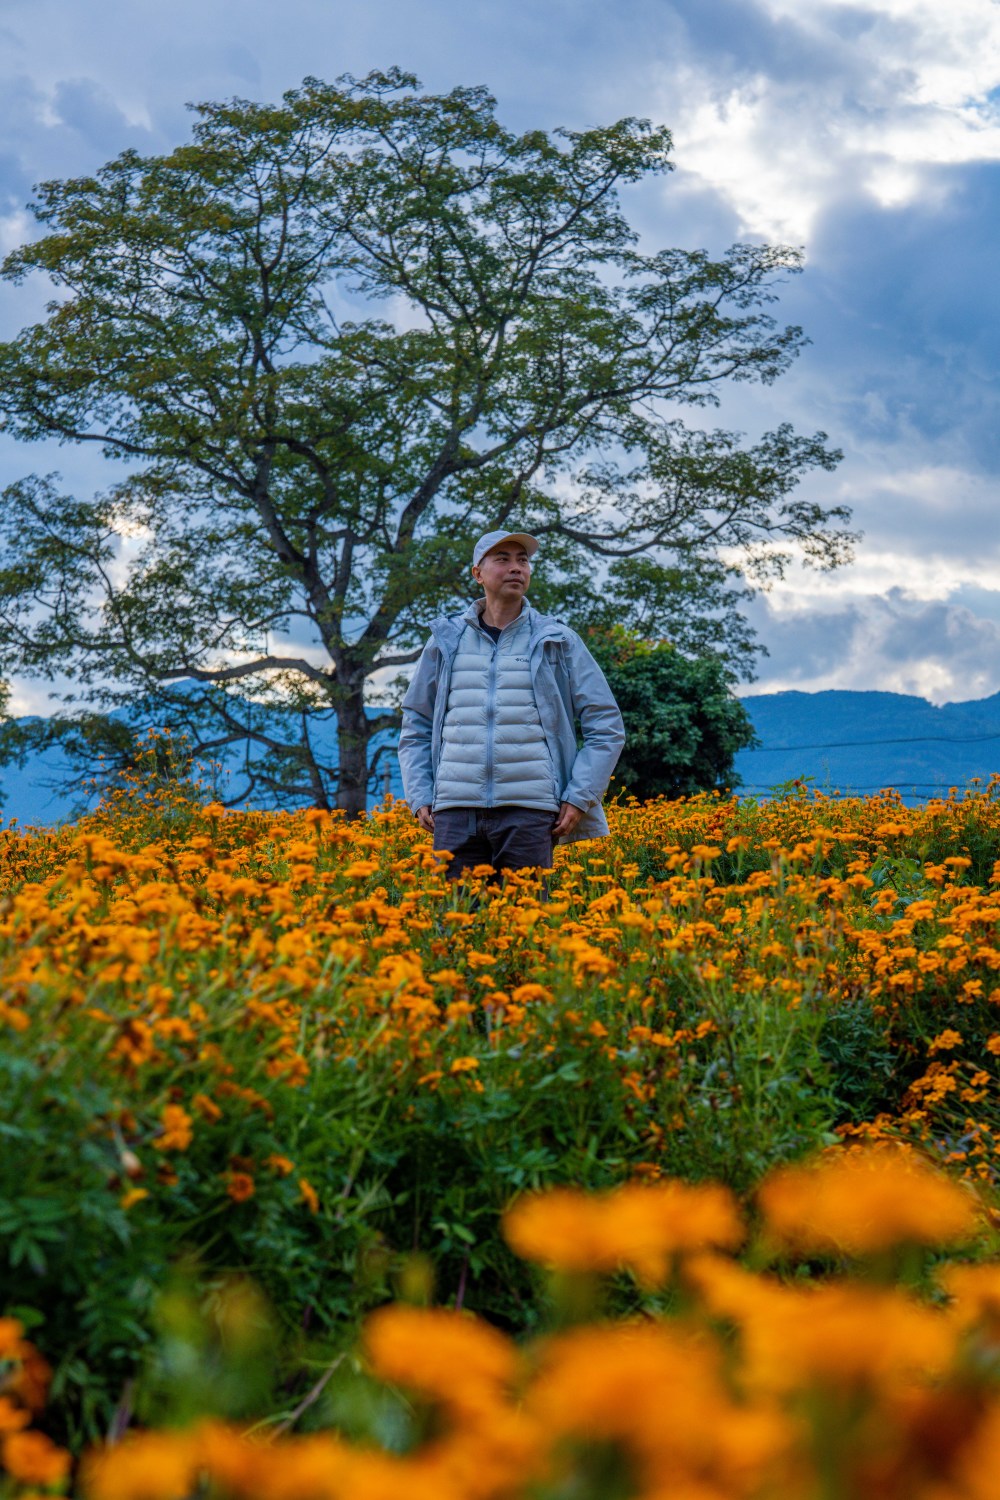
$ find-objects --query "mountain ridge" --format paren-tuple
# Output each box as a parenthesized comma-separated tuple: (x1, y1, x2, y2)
(733, 688, 1000, 798)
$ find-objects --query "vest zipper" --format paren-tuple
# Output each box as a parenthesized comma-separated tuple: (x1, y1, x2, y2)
(485, 630, 499, 804)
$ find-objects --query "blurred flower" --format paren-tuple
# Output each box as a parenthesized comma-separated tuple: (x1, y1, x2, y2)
(265, 1154, 294, 1176)
(504, 1180, 743, 1285)
(758, 1147, 977, 1256)
(154, 1104, 193, 1153)
(364, 1305, 518, 1420)
(0, 1397, 29, 1434)
(225, 1173, 255, 1204)
(2, 1429, 71, 1486)
(83, 1430, 198, 1500)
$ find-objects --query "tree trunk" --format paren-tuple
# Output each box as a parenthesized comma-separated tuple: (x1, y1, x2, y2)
(335, 684, 372, 818)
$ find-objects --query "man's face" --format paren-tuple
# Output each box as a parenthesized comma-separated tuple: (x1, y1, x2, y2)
(472, 544, 531, 598)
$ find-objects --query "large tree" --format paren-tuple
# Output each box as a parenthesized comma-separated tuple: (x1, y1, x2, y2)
(0, 69, 852, 815)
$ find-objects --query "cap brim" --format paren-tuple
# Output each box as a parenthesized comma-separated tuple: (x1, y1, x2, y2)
(479, 532, 539, 561)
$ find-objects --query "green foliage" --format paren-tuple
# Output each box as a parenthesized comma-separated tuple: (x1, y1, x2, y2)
(137, 1277, 285, 1430)
(584, 627, 757, 799)
(0, 70, 849, 814)
(818, 998, 899, 1123)
(0, 1047, 166, 1446)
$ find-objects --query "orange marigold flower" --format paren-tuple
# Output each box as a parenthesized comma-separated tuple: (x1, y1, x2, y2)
(154, 1104, 193, 1153)
(225, 1172, 255, 1204)
(528, 1322, 785, 1488)
(761, 1284, 955, 1393)
(689, 1254, 958, 1394)
(758, 1146, 977, 1256)
(364, 1304, 518, 1418)
(0, 1398, 29, 1434)
(265, 1154, 294, 1177)
(0, 1319, 25, 1360)
(429, 969, 466, 987)
(1, 1429, 71, 1487)
(940, 1263, 1000, 1334)
(82, 1429, 198, 1500)
(504, 1180, 743, 1285)
(265, 1053, 310, 1085)
(510, 983, 553, 1004)
(298, 1178, 319, 1214)
(191, 1093, 222, 1123)
(120, 1188, 149, 1211)
(928, 1029, 964, 1053)
(193, 1421, 268, 1495)
(153, 1016, 196, 1044)
(6, 1347, 51, 1415)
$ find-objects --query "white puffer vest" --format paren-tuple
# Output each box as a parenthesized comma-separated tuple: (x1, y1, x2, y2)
(433, 611, 559, 811)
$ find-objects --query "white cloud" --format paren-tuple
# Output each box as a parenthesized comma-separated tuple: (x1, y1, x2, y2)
(7, 677, 69, 716)
(669, 76, 839, 243)
(763, 552, 1000, 607)
(742, 586, 1000, 703)
(760, 0, 1000, 109)
(658, 0, 1000, 240)
(0, 210, 31, 256)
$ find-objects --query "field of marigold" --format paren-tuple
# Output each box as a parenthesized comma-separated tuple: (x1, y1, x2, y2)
(5, 772, 1000, 1493)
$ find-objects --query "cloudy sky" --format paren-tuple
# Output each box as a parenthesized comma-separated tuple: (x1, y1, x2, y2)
(1, 0, 998, 708)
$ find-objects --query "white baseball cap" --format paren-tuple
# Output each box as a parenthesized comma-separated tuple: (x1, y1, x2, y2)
(472, 530, 540, 568)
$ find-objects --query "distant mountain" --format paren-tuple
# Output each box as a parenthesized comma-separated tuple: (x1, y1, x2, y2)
(0, 737, 80, 827)
(734, 690, 1000, 800)
(4, 688, 1000, 824)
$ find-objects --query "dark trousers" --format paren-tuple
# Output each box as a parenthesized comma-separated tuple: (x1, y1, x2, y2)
(432, 806, 556, 880)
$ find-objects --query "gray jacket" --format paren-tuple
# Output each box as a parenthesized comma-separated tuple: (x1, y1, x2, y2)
(398, 599, 625, 842)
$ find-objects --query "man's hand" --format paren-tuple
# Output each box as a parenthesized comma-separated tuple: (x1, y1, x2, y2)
(415, 805, 435, 833)
(552, 801, 584, 840)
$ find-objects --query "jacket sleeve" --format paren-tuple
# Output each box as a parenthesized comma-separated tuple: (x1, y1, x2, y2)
(560, 632, 626, 812)
(397, 641, 440, 813)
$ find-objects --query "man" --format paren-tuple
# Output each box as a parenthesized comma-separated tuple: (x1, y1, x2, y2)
(398, 529, 625, 878)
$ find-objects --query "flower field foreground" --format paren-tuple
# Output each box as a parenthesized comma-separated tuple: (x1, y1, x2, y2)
(7, 1153, 1000, 1499)
(5, 777, 1000, 1440)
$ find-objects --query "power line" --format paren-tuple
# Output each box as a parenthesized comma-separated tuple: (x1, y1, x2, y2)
(737, 782, 987, 793)
(742, 731, 1000, 752)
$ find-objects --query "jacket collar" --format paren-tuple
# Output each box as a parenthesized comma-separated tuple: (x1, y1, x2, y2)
(459, 597, 533, 630)
(461, 597, 489, 627)
(431, 598, 564, 655)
